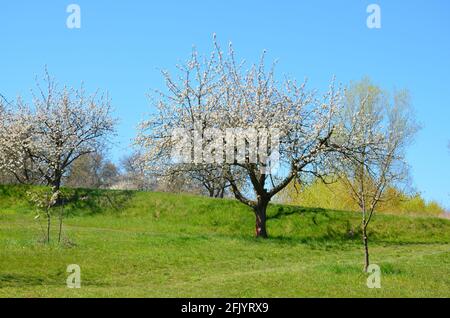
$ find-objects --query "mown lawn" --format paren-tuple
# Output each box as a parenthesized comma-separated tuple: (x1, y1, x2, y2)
(0, 185, 449, 297)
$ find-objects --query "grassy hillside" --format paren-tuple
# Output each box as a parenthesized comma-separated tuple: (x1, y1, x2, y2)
(0, 185, 449, 297)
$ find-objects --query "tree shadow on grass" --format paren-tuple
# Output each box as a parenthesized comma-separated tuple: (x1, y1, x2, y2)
(267, 234, 360, 250)
(238, 228, 361, 251)
(62, 188, 136, 216)
(263, 205, 358, 248)
(0, 273, 111, 287)
(267, 205, 328, 220)
(0, 273, 57, 287)
(373, 239, 450, 246)
(0, 184, 28, 197)
(0, 185, 136, 217)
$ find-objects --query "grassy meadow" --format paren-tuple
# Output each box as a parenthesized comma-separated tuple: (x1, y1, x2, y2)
(0, 185, 449, 297)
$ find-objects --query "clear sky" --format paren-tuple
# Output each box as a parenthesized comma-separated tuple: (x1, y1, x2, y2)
(1, 1, 449, 208)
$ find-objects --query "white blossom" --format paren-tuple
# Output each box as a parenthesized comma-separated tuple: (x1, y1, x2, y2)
(0, 70, 116, 194)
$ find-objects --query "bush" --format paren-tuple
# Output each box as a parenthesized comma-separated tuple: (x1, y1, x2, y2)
(280, 179, 445, 217)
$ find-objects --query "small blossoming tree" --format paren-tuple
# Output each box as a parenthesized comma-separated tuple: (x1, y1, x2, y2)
(336, 79, 418, 271)
(0, 70, 116, 205)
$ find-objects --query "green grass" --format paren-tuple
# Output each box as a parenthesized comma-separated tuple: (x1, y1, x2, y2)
(0, 185, 449, 297)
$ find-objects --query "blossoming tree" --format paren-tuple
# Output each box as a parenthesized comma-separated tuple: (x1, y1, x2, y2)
(136, 39, 359, 238)
(336, 79, 418, 271)
(0, 71, 116, 198)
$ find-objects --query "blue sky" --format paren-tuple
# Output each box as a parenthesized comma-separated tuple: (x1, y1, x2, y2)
(1, 1, 449, 208)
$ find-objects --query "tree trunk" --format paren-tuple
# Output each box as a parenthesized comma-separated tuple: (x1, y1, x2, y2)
(51, 177, 62, 205)
(49, 175, 62, 244)
(362, 224, 370, 272)
(51, 180, 61, 193)
(46, 208, 51, 244)
(58, 203, 64, 244)
(213, 187, 225, 198)
(254, 201, 268, 238)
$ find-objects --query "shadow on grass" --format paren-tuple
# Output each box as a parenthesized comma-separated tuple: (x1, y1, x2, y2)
(0, 184, 30, 197)
(0, 185, 136, 217)
(267, 235, 359, 250)
(262, 205, 360, 248)
(268, 205, 327, 220)
(237, 230, 361, 251)
(0, 273, 111, 287)
(0, 273, 49, 286)
(62, 188, 136, 216)
(320, 262, 403, 275)
(373, 239, 450, 246)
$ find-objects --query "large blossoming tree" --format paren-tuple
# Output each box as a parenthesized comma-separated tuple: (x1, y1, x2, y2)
(137, 39, 360, 238)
